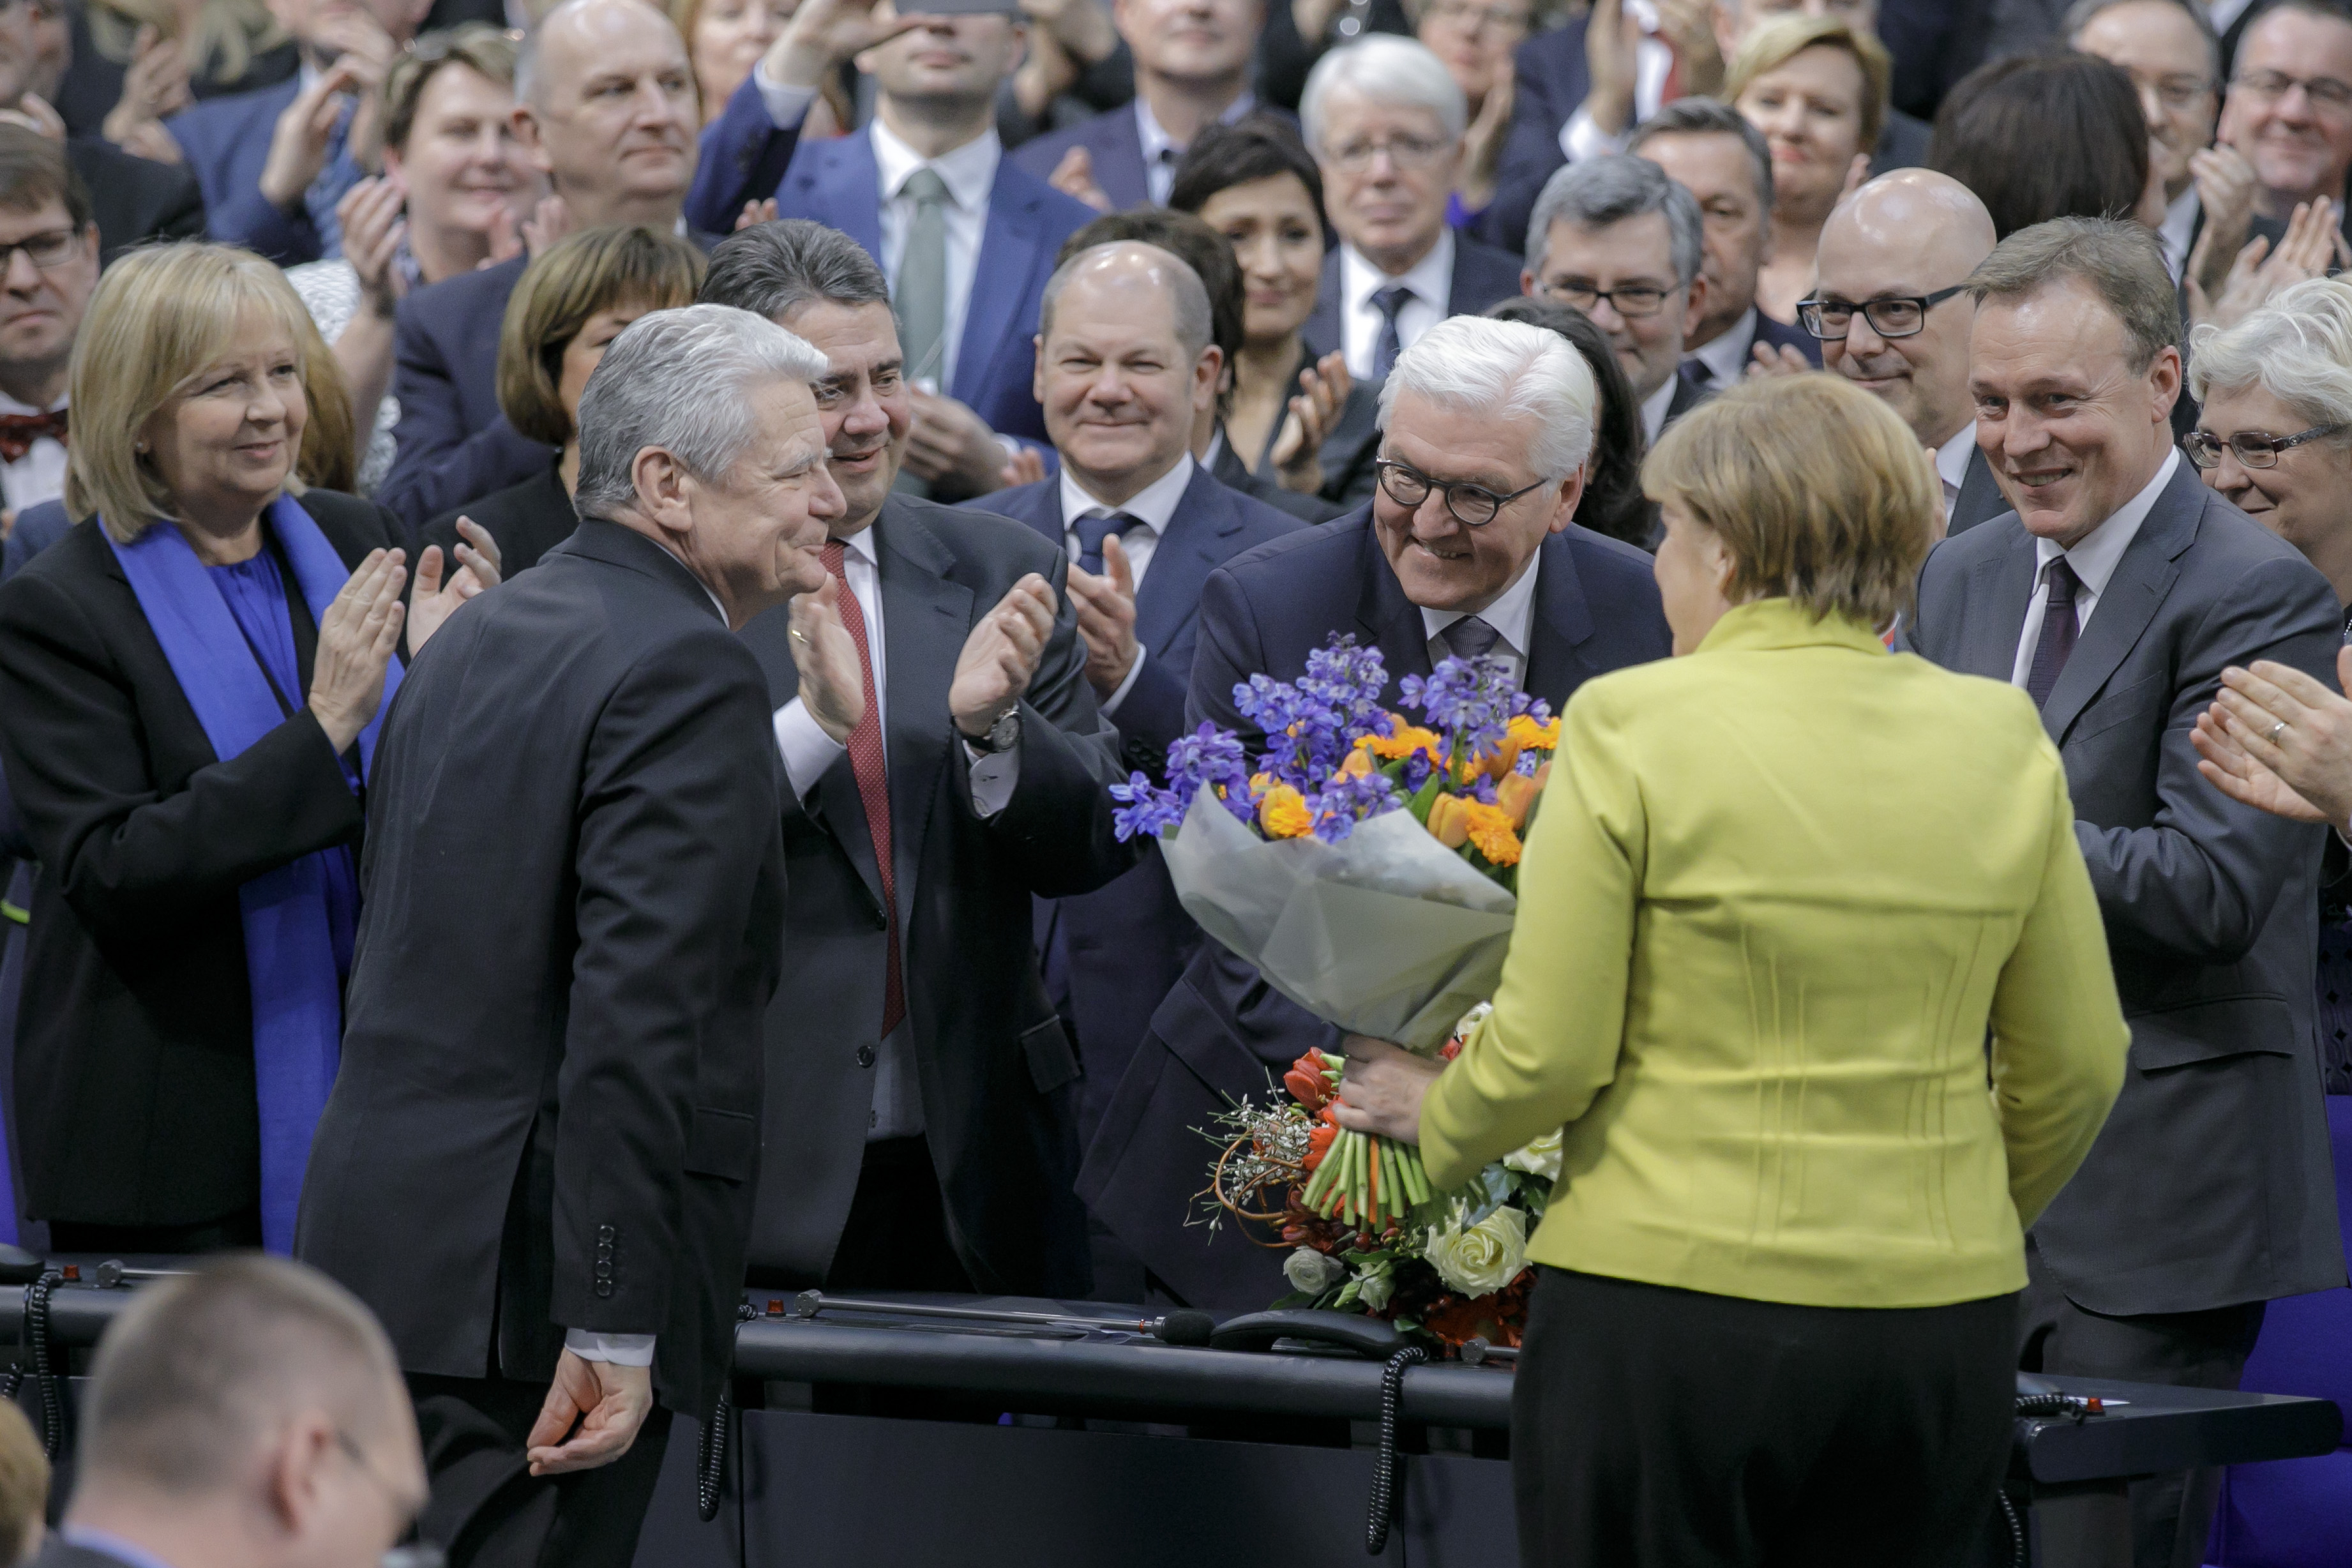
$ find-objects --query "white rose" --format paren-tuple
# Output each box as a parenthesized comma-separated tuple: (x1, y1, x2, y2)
(1357, 1266, 1395, 1313)
(1423, 1203, 1530, 1298)
(1504, 1127, 1564, 1184)
(1285, 1246, 1346, 1295)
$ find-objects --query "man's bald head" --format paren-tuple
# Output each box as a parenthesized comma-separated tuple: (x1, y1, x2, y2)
(513, 0, 698, 228)
(1035, 241, 1223, 503)
(1813, 169, 1995, 448)
(1039, 241, 1215, 359)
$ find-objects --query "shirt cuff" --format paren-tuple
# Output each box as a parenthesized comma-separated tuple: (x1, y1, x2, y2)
(1561, 105, 1629, 164)
(1099, 643, 1148, 718)
(564, 1329, 656, 1366)
(774, 697, 847, 800)
(965, 732, 1021, 818)
(751, 59, 818, 130)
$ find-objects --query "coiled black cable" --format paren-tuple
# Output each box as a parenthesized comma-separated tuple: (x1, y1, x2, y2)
(0, 1272, 63, 1460)
(697, 1302, 757, 1524)
(1365, 1344, 1428, 1555)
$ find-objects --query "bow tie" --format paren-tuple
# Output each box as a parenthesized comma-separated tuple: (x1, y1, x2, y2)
(0, 409, 67, 465)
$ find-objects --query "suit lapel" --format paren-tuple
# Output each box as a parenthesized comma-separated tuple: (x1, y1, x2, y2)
(953, 165, 1044, 409)
(1354, 523, 1433, 699)
(2040, 464, 2200, 744)
(1949, 444, 2006, 535)
(875, 502, 973, 921)
(1133, 466, 1239, 654)
(1094, 110, 1150, 212)
(1954, 526, 2039, 682)
(1519, 535, 1597, 707)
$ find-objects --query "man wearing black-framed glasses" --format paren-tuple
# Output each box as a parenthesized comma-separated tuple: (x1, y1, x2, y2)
(2219, 1, 2352, 241)
(1078, 313, 1671, 1313)
(1809, 168, 2002, 532)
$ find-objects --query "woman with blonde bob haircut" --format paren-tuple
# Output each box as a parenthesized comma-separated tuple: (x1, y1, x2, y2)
(420, 223, 706, 578)
(0, 243, 492, 1260)
(1334, 374, 2130, 1567)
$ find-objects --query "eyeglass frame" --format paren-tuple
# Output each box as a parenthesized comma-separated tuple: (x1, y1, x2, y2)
(1374, 456, 1551, 527)
(2182, 423, 2350, 469)
(1535, 277, 1677, 319)
(1795, 284, 1968, 341)
(0, 225, 86, 274)
(2229, 68, 2352, 110)
(1323, 132, 1455, 173)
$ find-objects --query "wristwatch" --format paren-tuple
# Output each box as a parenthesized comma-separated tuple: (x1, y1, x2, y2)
(965, 708, 1020, 755)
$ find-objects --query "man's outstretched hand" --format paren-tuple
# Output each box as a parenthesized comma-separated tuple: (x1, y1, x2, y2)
(525, 1350, 654, 1477)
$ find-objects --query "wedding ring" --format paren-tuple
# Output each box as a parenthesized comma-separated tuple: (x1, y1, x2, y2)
(2272, 720, 2287, 744)
(790, 629, 809, 645)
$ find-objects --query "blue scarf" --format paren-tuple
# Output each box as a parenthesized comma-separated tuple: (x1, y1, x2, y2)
(105, 496, 401, 1251)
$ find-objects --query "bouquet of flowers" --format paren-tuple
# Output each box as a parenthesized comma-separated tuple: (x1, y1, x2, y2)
(1110, 637, 1560, 1341)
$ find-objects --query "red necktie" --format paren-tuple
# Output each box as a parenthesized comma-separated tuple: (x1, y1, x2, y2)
(821, 540, 905, 1039)
(0, 409, 67, 465)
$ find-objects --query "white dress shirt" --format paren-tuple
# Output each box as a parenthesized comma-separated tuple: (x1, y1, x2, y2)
(1684, 306, 1760, 389)
(1638, 374, 1677, 446)
(2009, 450, 2180, 690)
(1933, 427, 1975, 512)
(2207, 0, 2258, 36)
(1135, 93, 1257, 207)
(1059, 452, 1196, 714)
(1560, 0, 1676, 163)
(1419, 550, 1542, 690)
(0, 388, 67, 515)
(1341, 230, 1456, 380)
(2158, 186, 2200, 284)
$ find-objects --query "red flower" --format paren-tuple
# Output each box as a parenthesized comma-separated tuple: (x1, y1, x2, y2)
(1438, 1039, 1463, 1062)
(1284, 1052, 1332, 1112)
(1302, 1120, 1338, 1171)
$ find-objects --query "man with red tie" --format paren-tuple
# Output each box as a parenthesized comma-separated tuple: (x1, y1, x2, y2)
(701, 219, 1140, 1296)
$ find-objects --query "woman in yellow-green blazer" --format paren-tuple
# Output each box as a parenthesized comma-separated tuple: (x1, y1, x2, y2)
(1336, 375, 2131, 1568)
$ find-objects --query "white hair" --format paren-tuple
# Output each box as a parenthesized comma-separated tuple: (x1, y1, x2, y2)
(1377, 316, 1597, 482)
(2187, 276, 2352, 435)
(1300, 35, 1467, 155)
(574, 304, 831, 517)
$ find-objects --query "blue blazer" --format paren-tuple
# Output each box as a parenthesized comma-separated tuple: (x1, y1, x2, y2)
(0, 501, 68, 585)
(704, 116, 1097, 443)
(686, 73, 807, 234)
(1074, 506, 1672, 1310)
(1299, 234, 1526, 366)
(976, 464, 1303, 1151)
(167, 77, 354, 266)
(374, 255, 550, 530)
(1007, 103, 1302, 213)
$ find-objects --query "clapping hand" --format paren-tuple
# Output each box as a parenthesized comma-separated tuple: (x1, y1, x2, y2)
(1000, 446, 1049, 489)
(306, 548, 407, 753)
(949, 574, 1057, 740)
(257, 58, 369, 211)
(1271, 351, 1350, 495)
(1581, 0, 1640, 137)
(2192, 649, 2352, 827)
(1747, 341, 1812, 379)
(522, 194, 575, 259)
(1328, 1034, 1443, 1145)
(789, 573, 866, 744)
(1048, 145, 1114, 214)
(102, 25, 190, 162)
(406, 518, 502, 655)
(735, 197, 779, 231)
(525, 1351, 653, 1477)
(1065, 534, 1139, 698)
(905, 391, 1011, 497)
(2188, 145, 2259, 299)
(2188, 197, 2350, 330)
(340, 178, 409, 321)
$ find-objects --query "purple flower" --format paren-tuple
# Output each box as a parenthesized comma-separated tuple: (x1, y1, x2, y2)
(1306, 769, 1401, 843)
(1401, 652, 1518, 771)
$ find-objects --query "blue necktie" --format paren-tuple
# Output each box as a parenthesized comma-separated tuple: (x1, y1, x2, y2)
(1371, 284, 1414, 382)
(1074, 511, 1138, 577)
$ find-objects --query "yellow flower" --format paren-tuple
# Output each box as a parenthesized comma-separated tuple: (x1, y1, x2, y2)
(1365, 720, 1444, 764)
(1509, 714, 1560, 751)
(1461, 800, 1523, 866)
(1258, 783, 1312, 839)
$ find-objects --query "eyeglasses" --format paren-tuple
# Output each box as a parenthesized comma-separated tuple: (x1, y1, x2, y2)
(2183, 423, 2348, 469)
(2231, 69, 2352, 110)
(1537, 279, 1673, 319)
(1325, 133, 1452, 172)
(1797, 285, 1967, 340)
(1419, 0, 1530, 31)
(0, 227, 82, 273)
(1375, 457, 1548, 526)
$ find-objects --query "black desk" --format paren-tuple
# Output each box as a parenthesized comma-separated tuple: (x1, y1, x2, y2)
(1, 1278, 2337, 1567)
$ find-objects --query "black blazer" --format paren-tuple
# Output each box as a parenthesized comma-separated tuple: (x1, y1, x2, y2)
(1908, 459, 2347, 1315)
(1300, 236, 1525, 367)
(1210, 430, 1342, 524)
(1076, 508, 1673, 1309)
(734, 495, 1138, 1296)
(421, 461, 578, 579)
(0, 490, 400, 1228)
(68, 137, 205, 264)
(298, 520, 785, 1421)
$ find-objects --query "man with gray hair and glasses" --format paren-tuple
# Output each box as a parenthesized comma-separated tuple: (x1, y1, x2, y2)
(299, 303, 842, 1568)
(1297, 35, 1523, 382)
(36, 1255, 426, 1568)
(1520, 152, 1709, 444)
(1906, 216, 2344, 1568)
(1085, 313, 1670, 1311)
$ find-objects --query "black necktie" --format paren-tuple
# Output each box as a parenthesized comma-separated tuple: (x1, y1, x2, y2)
(1684, 357, 1714, 388)
(2026, 557, 2081, 709)
(1074, 511, 1139, 577)
(1371, 284, 1414, 382)
(1440, 615, 1500, 663)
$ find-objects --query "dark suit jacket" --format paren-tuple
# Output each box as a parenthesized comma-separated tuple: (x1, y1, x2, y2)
(1078, 508, 1673, 1308)
(298, 520, 784, 1421)
(734, 496, 1138, 1295)
(1007, 100, 1302, 211)
(68, 136, 204, 263)
(376, 255, 545, 530)
(1745, 308, 1822, 368)
(0, 490, 400, 1228)
(1906, 458, 2347, 1316)
(27, 1539, 144, 1568)
(1300, 237, 1525, 366)
(1947, 442, 2007, 536)
(685, 72, 806, 236)
(166, 75, 351, 265)
(1209, 430, 1341, 523)
(979, 467, 1304, 1139)
(1479, 17, 1934, 257)
(421, 461, 577, 579)
(727, 126, 1095, 445)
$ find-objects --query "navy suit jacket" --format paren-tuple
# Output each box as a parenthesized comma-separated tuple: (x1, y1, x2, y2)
(1, 501, 68, 584)
(167, 76, 356, 266)
(1299, 236, 1526, 365)
(1076, 508, 1672, 1309)
(977, 464, 1304, 1147)
(374, 255, 547, 530)
(1009, 102, 1302, 212)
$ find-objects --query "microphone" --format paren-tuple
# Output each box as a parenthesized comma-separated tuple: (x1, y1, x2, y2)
(790, 1290, 1216, 1345)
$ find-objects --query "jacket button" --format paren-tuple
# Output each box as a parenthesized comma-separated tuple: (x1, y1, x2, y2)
(598, 1225, 615, 1241)
(856, 1044, 876, 1069)
(594, 1281, 613, 1299)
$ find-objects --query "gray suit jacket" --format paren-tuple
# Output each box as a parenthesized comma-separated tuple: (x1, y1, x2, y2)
(1908, 458, 2347, 1316)
(1947, 444, 2008, 537)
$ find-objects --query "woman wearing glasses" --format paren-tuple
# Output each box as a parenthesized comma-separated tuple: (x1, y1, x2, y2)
(1336, 373, 2127, 1568)
(2183, 277, 2352, 1092)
